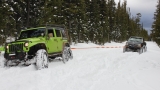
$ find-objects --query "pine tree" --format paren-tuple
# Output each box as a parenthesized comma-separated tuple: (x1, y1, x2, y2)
(39, 0, 63, 25)
(92, 0, 101, 44)
(152, 0, 160, 45)
(120, 0, 128, 41)
(0, 0, 15, 44)
(76, 0, 87, 43)
(114, 0, 121, 42)
(107, 0, 116, 42)
(99, 0, 109, 44)
(6, 0, 46, 30)
(0, 0, 149, 45)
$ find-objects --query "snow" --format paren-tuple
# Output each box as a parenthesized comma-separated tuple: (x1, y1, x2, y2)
(6, 36, 15, 43)
(0, 41, 160, 90)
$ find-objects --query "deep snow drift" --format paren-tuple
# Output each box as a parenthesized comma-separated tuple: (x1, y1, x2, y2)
(0, 41, 160, 90)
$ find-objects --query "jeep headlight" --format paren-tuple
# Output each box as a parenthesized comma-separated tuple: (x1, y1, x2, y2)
(138, 44, 141, 47)
(24, 42, 29, 47)
(5, 44, 9, 49)
(6, 45, 9, 49)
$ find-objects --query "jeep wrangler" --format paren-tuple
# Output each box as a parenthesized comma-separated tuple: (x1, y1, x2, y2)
(123, 36, 147, 54)
(3, 24, 73, 70)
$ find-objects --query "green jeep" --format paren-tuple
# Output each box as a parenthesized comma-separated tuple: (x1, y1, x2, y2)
(3, 24, 73, 70)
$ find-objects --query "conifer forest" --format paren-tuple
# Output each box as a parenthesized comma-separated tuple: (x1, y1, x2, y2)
(0, 0, 159, 45)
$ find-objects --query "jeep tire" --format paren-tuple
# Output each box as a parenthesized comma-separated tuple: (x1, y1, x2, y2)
(35, 49, 49, 70)
(138, 48, 143, 54)
(143, 46, 147, 52)
(62, 46, 73, 64)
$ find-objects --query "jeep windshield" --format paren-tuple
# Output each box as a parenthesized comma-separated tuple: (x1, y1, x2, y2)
(128, 37, 143, 43)
(19, 28, 45, 39)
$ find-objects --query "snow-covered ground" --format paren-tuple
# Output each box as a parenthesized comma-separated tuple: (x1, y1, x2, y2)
(0, 41, 160, 90)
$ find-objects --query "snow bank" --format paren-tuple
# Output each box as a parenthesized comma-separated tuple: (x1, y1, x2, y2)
(0, 41, 160, 90)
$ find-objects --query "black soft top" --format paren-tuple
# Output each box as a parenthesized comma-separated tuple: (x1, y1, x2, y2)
(44, 24, 66, 30)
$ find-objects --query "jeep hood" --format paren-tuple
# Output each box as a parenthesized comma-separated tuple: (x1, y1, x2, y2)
(10, 38, 44, 43)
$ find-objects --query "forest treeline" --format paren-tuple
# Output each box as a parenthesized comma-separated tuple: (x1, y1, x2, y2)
(0, 0, 149, 45)
(151, 0, 160, 46)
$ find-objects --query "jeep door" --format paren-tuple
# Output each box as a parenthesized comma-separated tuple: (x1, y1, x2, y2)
(55, 29, 63, 52)
(46, 29, 58, 53)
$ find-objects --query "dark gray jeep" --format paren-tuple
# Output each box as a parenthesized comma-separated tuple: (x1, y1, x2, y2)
(123, 36, 147, 54)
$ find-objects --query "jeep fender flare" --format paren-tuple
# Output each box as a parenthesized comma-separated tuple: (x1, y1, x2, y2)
(28, 43, 47, 56)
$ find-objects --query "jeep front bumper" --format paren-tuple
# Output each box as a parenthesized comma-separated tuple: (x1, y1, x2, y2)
(4, 52, 26, 60)
(125, 44, 141, 50)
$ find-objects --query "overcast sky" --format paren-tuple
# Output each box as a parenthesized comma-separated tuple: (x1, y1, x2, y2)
(114, 0, 158, 34)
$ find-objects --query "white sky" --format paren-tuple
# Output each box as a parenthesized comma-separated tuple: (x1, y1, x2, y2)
(115, 0, 158, 34)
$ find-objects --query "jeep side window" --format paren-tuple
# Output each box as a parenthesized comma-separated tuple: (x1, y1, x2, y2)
(48, 29, 54, 37)
(55, 29, 61, 37)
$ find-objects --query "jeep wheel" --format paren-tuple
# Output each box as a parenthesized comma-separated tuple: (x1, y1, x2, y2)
(144, 46, 147, 52)
(6, 60, 12, 67)
(35, 49, 49, 70)
(62, 46, 71, 64)
(138, 48, 143, 54)
(123, 47, 126, 53)
(1, 59, 7, 67)
(68, 47, 73, 59)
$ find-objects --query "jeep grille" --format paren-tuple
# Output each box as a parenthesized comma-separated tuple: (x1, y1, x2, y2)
(9, 43, 24, 52)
